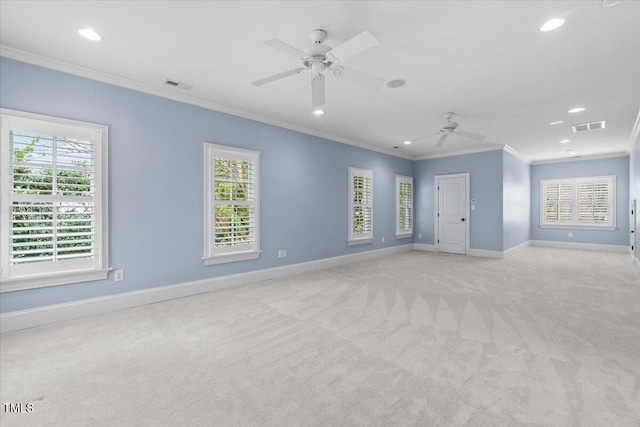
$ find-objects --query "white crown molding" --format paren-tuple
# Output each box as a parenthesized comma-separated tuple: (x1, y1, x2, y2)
(531, 152, 629, 165)
(0, 46, 414, 161)
(627, 108, 640, 154)
(503, 145, 531, 164)
(414, 145, 505, 161)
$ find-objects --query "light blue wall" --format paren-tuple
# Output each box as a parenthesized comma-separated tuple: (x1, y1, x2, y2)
(414, 150, 504, 251)
(631, 133, 640, 262)
(0, 57, 413, 313)
(1, 56, 635, 314)
(503, 150, 530, 250)
(530, 156, 629, 246)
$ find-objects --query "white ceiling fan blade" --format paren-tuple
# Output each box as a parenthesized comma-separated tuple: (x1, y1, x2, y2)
(456, 130, 487, 141)
(326, 31, 379, 62)
(311, 75, 326, 107)
(252, 68, 304, 86)
(412, 132, 441, 142)
(435, 134, 448, 148)
(332, 66, 384, 90)
(262, 39, 308, 59)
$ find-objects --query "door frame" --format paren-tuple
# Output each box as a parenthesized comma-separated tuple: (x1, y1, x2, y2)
(434, 173, 470, 255)
(631, 199, 636, 260)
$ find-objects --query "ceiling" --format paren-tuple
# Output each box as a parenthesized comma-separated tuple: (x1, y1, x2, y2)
(1, 1, 639, 162)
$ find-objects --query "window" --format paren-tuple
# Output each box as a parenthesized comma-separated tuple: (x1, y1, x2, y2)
(348, 167, 373, 245)
(396, 175, 413, 238)
(204, 143, 260, 264)
(0, 109, 109, 292)
(540, 175, 616, 230)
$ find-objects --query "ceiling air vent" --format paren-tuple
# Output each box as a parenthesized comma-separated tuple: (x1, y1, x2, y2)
(165, 79, 193, 90)
(572, 120, 606, 133)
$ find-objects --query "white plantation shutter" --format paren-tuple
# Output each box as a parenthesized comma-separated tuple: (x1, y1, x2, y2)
(577, 180, 610, 224)
(540, 176, 615, 229)
(543, 182, 573, 223)
(1, 110, 108, 291)
(396, 175, 413, 236)
(204, 144, 260, 264)
(348, 168, 373, 244)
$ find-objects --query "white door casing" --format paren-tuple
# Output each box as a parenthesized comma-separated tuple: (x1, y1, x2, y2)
(631, 199, 636, 259)
(435, 174, 469, 255)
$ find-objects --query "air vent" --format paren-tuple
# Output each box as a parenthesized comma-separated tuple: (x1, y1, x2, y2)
(572, 120, 606, 133)
(165, 79, 193, 90)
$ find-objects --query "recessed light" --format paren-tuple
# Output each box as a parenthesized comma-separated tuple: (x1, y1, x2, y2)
(560, 139, 570, 143)
(549, 120, 564, 125)
(78, 28, 102, 41)
(313, 109, 324, 115)
(540, 18, 565, 32)
(387, 79, 407, 89)
(568, 107, 586, 113)
(404, 141, 412, 145)
(569, 152, 578, 156)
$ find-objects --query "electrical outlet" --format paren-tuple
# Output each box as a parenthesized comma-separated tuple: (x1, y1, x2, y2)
(418, 234, 422, 239)
(114, 269, 124, 282)
(381, 237, 385, 243)
(278, 250, 287, 258)
(568, 232, 573, 238)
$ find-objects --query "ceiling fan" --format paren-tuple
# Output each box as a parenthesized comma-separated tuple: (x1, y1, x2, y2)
(412, 113, 488, 148)
(252, 29, 385, 107)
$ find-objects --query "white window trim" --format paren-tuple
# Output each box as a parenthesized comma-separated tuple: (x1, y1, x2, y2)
(203, 143, 260, 265)
(347, 167, 374, 245)
(539, 175, 616, 230)
(395, 175, 413, 239)
(0, 108, 109, 293)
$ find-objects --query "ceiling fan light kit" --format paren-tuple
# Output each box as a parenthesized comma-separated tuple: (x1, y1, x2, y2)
(252, 29, 385, 110)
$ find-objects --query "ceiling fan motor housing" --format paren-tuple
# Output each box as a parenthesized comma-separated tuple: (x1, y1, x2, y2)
(309, 29, 328, 44)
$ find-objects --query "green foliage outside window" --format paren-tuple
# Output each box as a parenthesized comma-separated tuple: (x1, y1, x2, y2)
(214, 158, 254, 246)
(10, 135, 94, 263)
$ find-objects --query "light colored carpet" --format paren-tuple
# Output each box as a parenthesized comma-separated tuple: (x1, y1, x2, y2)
(1, 247, 639, 426)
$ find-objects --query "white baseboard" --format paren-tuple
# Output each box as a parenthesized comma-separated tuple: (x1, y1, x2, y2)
(1, 244, 414, 333)
(415, 242, 530, 259)
(413, 243, 437, 252)
(530, 240, 629, 253)
(503, 241, 531, 258)
(468, 248, 504, 259)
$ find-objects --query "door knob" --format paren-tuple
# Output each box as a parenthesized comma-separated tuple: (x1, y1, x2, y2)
(461, 218, 465, 222)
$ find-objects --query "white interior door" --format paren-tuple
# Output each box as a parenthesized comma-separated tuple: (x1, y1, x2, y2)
(437, 176, 467, 254)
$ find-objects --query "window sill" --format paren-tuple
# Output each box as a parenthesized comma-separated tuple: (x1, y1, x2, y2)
(539, 224, 617, 231)
(0, 268, 111, 293)
(395, 233, 413, 239)
(347, 237, 374, 246)
(203, 250, 261, 265)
